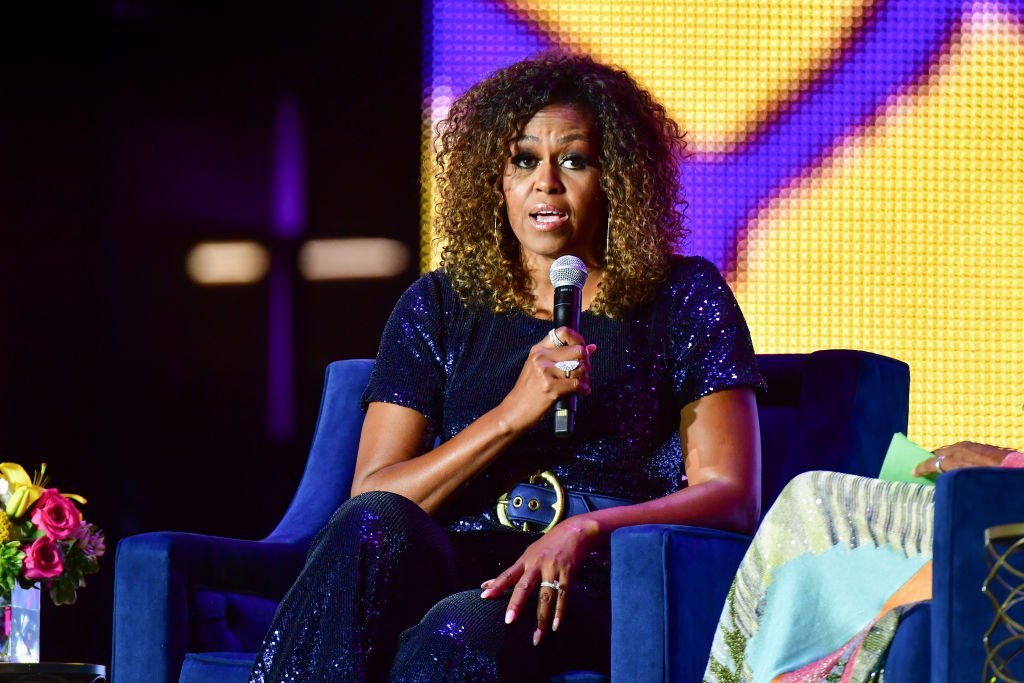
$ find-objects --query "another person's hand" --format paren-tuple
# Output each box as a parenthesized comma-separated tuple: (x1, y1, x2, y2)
(496, 327, 596, 433)
(479, 516, 601, 646)
(912, 441, 1017, 476)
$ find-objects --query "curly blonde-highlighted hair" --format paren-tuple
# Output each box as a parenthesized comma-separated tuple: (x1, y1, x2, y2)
(434, 53, 687, 318)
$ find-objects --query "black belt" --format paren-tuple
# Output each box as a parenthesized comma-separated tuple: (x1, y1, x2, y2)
(496, 470, 636, 533)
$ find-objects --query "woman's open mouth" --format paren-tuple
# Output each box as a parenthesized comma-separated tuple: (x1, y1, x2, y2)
(529, 207, 568, 230)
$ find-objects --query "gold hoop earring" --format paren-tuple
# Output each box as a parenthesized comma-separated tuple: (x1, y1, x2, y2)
(605, 211, 612, 260)
(495, 214, 517, 248)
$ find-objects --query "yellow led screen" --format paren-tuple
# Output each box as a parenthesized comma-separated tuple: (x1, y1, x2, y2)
(424, 0, 1024, 451)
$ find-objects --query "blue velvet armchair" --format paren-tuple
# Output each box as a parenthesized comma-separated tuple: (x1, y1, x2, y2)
(113, 360, 372, 683)
(880, 467, 1024, 683)
(113, 350, 910, 683)
(610, 350, 911, 682)
(611, 395, 1024, 679)
(616, 469, 1024, 683)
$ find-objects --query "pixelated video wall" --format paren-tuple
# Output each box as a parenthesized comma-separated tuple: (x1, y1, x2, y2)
(422, 0, 1024, 451)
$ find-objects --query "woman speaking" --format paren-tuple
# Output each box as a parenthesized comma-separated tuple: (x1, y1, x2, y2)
(249, 53, 764, 681)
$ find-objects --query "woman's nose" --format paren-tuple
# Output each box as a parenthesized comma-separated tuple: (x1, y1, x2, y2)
(534, 162, 565, 193)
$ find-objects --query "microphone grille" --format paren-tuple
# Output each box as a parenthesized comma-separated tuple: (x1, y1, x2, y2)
(549, 255, 588, 289)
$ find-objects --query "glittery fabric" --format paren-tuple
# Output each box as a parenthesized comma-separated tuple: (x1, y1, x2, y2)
(704, 472, 936, 683)
(250, 256, 762, 681)
(363, 256, 765, 531)
(248, 491, 611, 683)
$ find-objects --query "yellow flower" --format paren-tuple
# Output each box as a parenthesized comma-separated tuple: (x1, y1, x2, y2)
(0, 463, 44, 519)
(0, 463, 33, 489)
(0, 462, 86, 521)
(0, 511, 11, 543)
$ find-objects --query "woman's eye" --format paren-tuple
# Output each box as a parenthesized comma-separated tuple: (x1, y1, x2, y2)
(511, 153, 538, 169)
(560, 155, 589, 170)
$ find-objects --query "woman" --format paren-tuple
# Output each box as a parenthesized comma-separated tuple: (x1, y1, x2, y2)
(704, 441, 1024, 682)
(249, 53, 764, 682)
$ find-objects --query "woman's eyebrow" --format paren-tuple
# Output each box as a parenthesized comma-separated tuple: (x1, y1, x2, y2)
(514, 132, 590, 144)
(558, 133, 589, 143)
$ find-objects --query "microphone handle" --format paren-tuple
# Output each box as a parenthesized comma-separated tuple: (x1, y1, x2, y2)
(553, 284, 582, 438)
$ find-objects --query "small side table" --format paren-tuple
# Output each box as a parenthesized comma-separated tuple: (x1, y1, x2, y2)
(0, 663, 105, 682)
(983, 522, 1024, 683)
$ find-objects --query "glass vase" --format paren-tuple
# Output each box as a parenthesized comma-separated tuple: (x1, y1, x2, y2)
(0, 584, 40, 662)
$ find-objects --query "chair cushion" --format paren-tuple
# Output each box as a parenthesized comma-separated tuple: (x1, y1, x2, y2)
(179, 651, 254, 683)
(191, 588, 280, 653)
(882, 601, 929, 682)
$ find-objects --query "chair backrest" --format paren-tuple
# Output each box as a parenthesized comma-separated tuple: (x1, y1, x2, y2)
(265, 359, 374, 544)
(266, 350, 909, 540)
(756, 350, 910, 513)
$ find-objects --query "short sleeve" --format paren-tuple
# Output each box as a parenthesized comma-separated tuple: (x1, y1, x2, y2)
(668, 258, 766, 408)
(360, 273, 448, 423)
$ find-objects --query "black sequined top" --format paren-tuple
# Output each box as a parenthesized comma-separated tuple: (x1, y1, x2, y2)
(362, 256, 765, 532)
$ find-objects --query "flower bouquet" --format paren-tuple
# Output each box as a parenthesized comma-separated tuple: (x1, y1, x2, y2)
(0, 462, 105, 662)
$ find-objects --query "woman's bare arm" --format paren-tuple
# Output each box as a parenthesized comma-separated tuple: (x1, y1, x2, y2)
(569, 386, 761, 538)
(350, 329, 595, 515)
(482, 386, 761, 640)
(351, 401, 524, 514)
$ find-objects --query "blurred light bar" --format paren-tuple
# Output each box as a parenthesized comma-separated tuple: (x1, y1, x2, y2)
(299, 238, 410, 280)
(186, 241, 270, 285)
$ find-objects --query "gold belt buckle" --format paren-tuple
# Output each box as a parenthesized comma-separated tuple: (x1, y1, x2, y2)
(496, 470, 566, 533)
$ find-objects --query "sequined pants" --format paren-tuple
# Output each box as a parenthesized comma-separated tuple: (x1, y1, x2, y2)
(248, 491, 611, 682)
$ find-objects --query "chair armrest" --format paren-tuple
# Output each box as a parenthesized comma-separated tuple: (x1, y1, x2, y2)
(112, 531, 308, 683)
(610, 524, 752, 683)
(931, 467, 1024, 683)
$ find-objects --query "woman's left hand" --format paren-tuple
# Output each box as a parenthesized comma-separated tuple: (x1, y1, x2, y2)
(480, 517, 602, 646)
(912, 440, 1014, 476)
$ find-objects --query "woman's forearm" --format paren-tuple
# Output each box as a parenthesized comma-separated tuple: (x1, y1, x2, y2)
(566, 475, 758, 547)
(353, 332, 594, 515)
(351, 401, 528, 515)
(555, 389, 761, 544)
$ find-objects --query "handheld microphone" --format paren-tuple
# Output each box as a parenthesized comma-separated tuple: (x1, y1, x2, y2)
(549, 255, 588, 438)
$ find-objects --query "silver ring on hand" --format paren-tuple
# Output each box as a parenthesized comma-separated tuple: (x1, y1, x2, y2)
(539, 580, 560, 591)
(548, 329, 567, 348)
(935, 455, 945, 474)
(554, 360, 580, 378)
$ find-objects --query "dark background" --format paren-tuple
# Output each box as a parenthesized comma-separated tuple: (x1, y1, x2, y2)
(1, 1, 422, 666)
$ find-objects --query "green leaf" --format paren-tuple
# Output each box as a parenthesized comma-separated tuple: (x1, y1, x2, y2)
(0, 541, 24, 600)
(47, 577, 78, 606)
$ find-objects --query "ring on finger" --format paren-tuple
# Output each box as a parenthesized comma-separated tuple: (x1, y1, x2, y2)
(554, 360, 580, 378)
(539, 580, 561, 591)
(548, 329, 567, 348)
(935, 455, 945, 474)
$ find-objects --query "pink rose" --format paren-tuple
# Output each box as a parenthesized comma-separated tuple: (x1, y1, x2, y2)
(23, 536, 63, 580)
(30, 489, 81, 540)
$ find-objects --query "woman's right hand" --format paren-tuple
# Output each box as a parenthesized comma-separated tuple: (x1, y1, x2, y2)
(495, 327, 596, 434)
(352, 327, 595, 512)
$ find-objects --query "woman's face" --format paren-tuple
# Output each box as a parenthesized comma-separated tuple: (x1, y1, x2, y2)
(502, 103, 605, 270)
